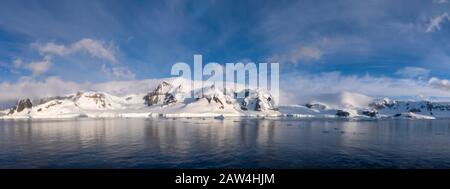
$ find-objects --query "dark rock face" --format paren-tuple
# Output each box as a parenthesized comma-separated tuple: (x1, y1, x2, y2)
(244, 89, 250, 98)
(164, 93, 177, 105)
(17, 99, 32, 112)
(144, 81, 170, 106)
(8, 99, 33, 115)
(240, 99, 248, 111)
(73, 92, 110, 108)
(86, 93, 109, 108)
(205, 96, 224, 109)
(371, 99, 450, 113)
(44, 101, 63, 109)
(369, 99, 396, 110)
(362, 110, 378, 117)
(240, 97, 258, 111)
(199, 85, 226, 109)
(144, 81, 178, 106)
(409, 108, 421, 113)
(240, 93, 277, 112)
(305, 103, 327, 110)
(254, 98, 263, 111)
(336, 110, 350, 118)
(37, 96, 72, 106)
(254, 96, 276, 111)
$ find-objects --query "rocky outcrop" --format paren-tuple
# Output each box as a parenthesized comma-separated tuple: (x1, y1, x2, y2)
(254, 98, 264, 111)
(73, 92, 113, 109)
(36, 96, 73, 106)
(392, 112, 435, 119)
(240, 100, 249, 111)
(206, 96, 225, 109)
(8, 99, 33, 115)
(163, 93, 177, 105)
(369, 98, 396, 109)
(369, 98, 450, 117)
(305, 103, 327, 110)
(84, 93, 108, 108)
(144, 81, 180, 106)
(198, 85, 231, 109)
(361, 110, 378, 117)
(144, 81, 171, 106)
(255, 96, 277, 111)
(240, 90, 277, 111)
(336, 110, 350, 118)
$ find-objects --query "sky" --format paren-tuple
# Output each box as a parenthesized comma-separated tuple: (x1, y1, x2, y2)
(1, 0, 450, 104)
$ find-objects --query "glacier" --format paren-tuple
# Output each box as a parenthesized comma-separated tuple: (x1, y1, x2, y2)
(1, 78, 450, 120)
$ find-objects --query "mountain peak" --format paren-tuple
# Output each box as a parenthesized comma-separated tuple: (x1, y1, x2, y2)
(3, 79, 450, 120)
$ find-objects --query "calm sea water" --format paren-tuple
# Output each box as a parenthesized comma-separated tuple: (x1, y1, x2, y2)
(1, 118, 450, 169)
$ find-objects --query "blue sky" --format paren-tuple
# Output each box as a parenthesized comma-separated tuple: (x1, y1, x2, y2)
(1, 0, 450, 103)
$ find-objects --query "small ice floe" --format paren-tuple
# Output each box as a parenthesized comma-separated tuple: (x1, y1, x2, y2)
(214, 115, 225, 120)
(392, 112, 436, 120)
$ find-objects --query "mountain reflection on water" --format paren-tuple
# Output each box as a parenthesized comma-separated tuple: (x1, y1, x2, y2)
(1, 118, 450, 168)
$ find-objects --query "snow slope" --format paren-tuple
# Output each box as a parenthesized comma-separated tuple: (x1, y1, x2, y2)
(2, 78, 450, 120)
(1, 78, 279, 119)
(278, 91, 450, 120)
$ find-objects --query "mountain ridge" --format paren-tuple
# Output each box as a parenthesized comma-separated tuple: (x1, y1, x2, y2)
(2, 79, 450, 120)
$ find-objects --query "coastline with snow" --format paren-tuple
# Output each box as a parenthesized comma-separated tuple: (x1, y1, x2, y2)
(1, 79, 448, 120)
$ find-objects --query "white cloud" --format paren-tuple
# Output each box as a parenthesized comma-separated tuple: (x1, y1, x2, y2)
(435, 0, 448, 4)
(33, 38, 117, 63)
(395, 67, 430, 78)
(10, 38, 125, 77)
(268, 47, 322, 64)
(0, 77, 86, 104)
(71, 39, 117, 63)
(36, 42, 67, 56)
(25, 55, 52, 76)
(281, 72, 450, 104)
(110, 67, 135, 80)
(428, 77, 450, 91)
(0, 77, 164, 105)
(4, 73, 450, 106)
(101, 64, 135, 80)
(425, 13, 450, 33)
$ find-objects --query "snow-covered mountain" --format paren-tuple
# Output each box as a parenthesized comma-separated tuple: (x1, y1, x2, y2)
(368, 98, 450, 119)
(1, 78, 279, 119)
(2, 78, 450, 120)
(279, 91, 447, 120)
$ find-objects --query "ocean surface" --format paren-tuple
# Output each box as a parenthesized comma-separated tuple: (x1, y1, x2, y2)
(1, 118, 450, 168)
